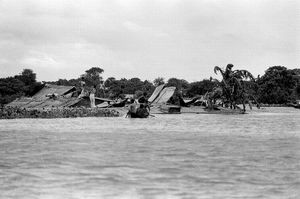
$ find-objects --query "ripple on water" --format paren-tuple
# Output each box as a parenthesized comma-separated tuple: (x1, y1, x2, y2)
(0, 107, 299, 198)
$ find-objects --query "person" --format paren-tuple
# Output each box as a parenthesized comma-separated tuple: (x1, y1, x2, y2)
(90, 85, 96, 108)
(135, 103, 150, 118)
(138, 92, 148, 104)
(138, 92, 150, 112)
(127, 98, 138, 117)
(78, 77, 86, 98)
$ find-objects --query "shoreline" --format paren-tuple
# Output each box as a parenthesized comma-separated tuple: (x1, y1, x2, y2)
(259, 104, 290, 107)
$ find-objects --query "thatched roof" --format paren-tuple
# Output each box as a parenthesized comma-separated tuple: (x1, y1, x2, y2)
(152, 87, 176, 104)
(7, 84, 79, 108)
(33, 84, 76, 100)
(7, 84, 112, 109)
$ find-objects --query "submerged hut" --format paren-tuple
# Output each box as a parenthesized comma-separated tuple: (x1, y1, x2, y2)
(2, 84, 120, 119)
(6, 84, 109, 109)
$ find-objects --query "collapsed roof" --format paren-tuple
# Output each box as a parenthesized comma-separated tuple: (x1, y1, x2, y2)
(6, 84, 105, 109)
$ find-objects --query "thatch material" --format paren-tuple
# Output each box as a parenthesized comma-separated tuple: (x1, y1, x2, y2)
(152, 87, 176, 104)
(6, 84, 86, 108)
(33, 84, 76, 100)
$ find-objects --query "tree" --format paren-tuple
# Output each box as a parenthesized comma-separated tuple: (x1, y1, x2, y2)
(142, 80, 155, 97)
(102, 77, 155, 99)
(0, 69, 43, 105)
(291, 69, 300, 100)
(213, 64, 255, 110)
(153, 77, 165, 87)
(81, 67, 104, 97)
(15, 69, 37, 85)
(186, 79, 218, 97)
(257, 66, 298, 104)
(104, 77, 116, 88)
(295, 84, 300, 99)
(166, 78, 189, 92)
(82, 67, 104, 87)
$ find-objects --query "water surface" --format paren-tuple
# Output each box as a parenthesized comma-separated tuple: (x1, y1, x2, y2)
(0, 107, 299, 199)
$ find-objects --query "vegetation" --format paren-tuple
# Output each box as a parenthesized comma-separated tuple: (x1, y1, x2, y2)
(153, 77, 165, 86)
(0, 106, 120, 119)
(186, 79, 218, 97)
(104, 77, 155, 98)
(0, 69, 43, 105)
(256, 66, 299, 104)
(211, 64, 257, 111)
(0, 65, 299, 107)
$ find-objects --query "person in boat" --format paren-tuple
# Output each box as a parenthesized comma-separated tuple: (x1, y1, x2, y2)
(138, 92, 148, 103)
(90, 85, 96, 108)
(127, 98, 138, 117)
(135, 103, 150, 118)
(138, 92, 150, 112)
(127, 97, 150, 118)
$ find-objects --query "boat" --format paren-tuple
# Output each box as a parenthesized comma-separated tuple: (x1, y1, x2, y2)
(292, 104, 300, 109)
(291, 100, 300, 109)
(126, 106, 150, 118)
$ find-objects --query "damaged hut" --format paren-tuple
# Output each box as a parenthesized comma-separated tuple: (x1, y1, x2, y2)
(2, 84, 120, 119)
(7, 84, 110, 109)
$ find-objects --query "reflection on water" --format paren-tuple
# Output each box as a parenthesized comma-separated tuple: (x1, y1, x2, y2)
(0, 107, 299, 199)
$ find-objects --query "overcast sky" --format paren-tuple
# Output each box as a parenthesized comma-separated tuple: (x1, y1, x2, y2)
(0, 0, 299, 82)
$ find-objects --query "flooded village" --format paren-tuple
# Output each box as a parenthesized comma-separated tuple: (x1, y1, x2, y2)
(0, 1, 299, 198)
(1, 64, 299, 119)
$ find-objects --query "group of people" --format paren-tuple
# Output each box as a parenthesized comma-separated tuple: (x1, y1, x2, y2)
(127, 92, 150, 118)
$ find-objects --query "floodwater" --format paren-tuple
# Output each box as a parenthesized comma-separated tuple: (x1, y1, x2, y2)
(0, 107, 299, 199)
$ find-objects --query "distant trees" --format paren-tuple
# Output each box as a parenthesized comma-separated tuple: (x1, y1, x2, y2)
(1, 65, 299, 106)
(0, 77, 25, 105)
(46, 67, 105, 97)
(103, 77, 155, 98)
(186, 79, 218, 97)
(0, 69, 43, 105)
(166, 78, 189, 92)
(153, 77, 165, 86)
(82, 67, 104, 87)
(15, 69, 36, 85)
(79, 67, 104, 97)
(45, 67, 156, 99)
(257, 66, 299, 104)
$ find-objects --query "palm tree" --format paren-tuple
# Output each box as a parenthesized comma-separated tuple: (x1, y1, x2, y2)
(214, 64, 255, 111)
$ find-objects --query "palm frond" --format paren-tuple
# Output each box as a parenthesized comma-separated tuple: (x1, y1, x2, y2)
(214, 66, 225, 77)
(233, 70, 255, 80)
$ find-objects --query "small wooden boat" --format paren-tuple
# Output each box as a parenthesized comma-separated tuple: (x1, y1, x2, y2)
(287, 100, 300, 109)
(127, 106, 150, 118)
(293, 104, 300, 109)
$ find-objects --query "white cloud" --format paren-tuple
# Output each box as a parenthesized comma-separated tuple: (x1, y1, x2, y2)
(0, 0, 299, 81)
(20, 51, 61, 69)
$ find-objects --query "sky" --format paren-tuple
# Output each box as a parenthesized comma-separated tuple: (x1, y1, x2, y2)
(0, 0, 299, 82)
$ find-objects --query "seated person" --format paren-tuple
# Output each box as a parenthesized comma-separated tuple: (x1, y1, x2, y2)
(138, 92, 148, 104)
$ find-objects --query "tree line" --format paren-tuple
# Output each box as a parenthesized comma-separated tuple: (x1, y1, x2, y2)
(0, 65, 299, 106)
(0, 69, 43, 105)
